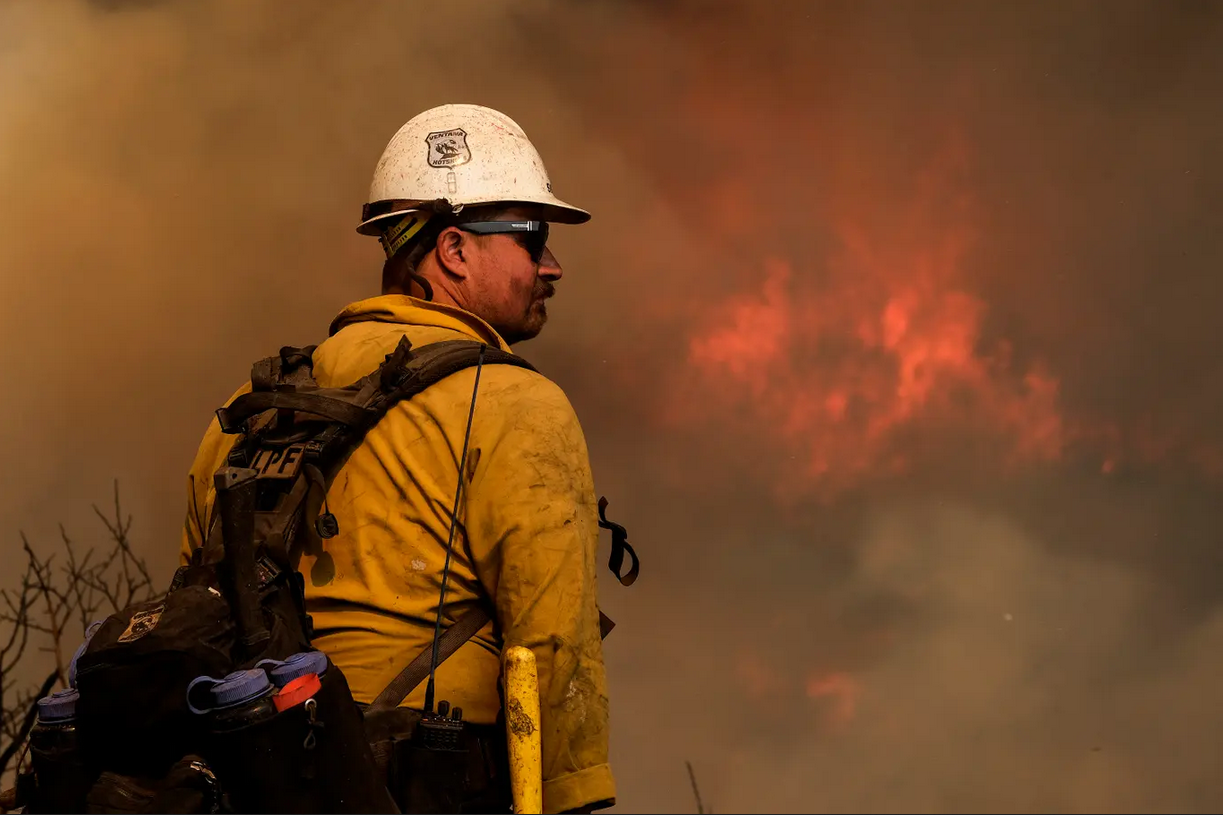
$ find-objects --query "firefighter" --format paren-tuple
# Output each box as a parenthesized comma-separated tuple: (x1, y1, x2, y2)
(181, 104, 614, 814)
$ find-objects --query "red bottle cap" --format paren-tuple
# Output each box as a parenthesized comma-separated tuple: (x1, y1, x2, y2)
(273, 672, 322, 712)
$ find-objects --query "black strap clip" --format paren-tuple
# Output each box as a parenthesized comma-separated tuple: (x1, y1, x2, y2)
(598, 497, 639, 587)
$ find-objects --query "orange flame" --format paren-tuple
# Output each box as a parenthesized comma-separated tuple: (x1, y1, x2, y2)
(670, 135, 1067, 498)
(734, 650, 863, 729)
(805, 671, 862, 727)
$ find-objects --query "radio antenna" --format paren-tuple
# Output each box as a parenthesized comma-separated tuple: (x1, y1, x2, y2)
(423, 344, 486, 714)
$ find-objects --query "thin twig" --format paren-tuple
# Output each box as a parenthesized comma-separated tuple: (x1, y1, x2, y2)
(0, 481, 158, 789)
(0, 671, 55, 782)
(686, 760, 708, 815)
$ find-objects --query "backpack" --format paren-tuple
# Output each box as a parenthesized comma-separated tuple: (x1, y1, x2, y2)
(14, 336, 565, 814)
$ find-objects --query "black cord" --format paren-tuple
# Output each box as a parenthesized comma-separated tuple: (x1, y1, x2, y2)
(408, 271, 434, 302)
(423, 344, 485, 713)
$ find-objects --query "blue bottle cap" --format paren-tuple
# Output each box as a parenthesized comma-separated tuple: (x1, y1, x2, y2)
(211, 669, 272, 708)
(37, 688, 80, 722)
(263, 651, 329, 687)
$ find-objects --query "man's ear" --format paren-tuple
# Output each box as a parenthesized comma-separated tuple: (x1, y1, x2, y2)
(434, 227, 471, 279)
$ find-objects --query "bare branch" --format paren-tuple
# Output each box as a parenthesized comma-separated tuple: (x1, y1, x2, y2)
(0, 671, 56, 781)
(78, 572, 119, 618)
(93, 483, 154, 610)
(0, 561, 34, 674)
(61, 530, 90, 635)
(1, 482, 159, 790)
(686, 760, 709, 815)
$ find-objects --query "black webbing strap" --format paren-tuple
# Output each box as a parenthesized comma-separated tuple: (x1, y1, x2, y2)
(598, 497, 639, 587)
(217, 391, 371, 433)
(219, 339, 538, 437)
(368, 606, 491, 711)
(385, 338, 536, 395)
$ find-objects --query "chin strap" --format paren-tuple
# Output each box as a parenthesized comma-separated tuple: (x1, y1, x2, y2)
(407, 272, 434, 302)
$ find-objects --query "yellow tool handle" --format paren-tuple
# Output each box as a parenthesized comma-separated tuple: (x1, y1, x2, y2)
(504, 645, 543, 814)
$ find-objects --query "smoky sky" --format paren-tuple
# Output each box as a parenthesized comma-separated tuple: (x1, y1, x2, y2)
(2, 1, 1222, 812)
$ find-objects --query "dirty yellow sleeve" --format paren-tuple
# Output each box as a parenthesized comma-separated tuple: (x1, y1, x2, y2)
(464, 375, 615, 814)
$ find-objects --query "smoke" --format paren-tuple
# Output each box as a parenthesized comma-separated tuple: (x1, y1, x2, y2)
(678, 500, 1223, 814)
(2, 0, 1223, 811)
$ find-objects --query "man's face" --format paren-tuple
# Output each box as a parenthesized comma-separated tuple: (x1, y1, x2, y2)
(462, 207, 563, 345)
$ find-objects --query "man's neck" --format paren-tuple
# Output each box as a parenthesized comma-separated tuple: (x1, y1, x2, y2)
(384, 278, 462, 310)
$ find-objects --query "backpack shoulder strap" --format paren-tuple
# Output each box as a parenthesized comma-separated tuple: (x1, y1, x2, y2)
(360, 340, 534, 711)
(215, 337, 536, 438)
(368, 605, 491, 711)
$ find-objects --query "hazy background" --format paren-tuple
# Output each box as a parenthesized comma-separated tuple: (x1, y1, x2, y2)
(2, 1, 1222, 811)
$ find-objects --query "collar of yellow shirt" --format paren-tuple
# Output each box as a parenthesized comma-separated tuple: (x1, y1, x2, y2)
(328, 294, 514, 353)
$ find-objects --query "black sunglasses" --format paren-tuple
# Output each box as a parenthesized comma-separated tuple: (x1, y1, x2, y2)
(457, 220, 550, 264)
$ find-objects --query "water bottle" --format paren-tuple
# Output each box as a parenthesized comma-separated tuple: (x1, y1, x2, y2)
(189, 654, 395, 813)
(260, 651, 397, 813)
(188, 667, 278, 731)
(27, 688, 96, 814)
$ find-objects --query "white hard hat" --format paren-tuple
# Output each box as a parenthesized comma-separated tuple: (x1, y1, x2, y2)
(356, 103, 590, 236)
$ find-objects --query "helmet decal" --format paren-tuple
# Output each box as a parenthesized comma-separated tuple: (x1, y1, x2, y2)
(426, 128, 472, 169)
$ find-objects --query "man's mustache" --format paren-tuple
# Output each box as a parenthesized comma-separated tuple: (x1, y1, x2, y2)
(534, 281, 555, 300)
